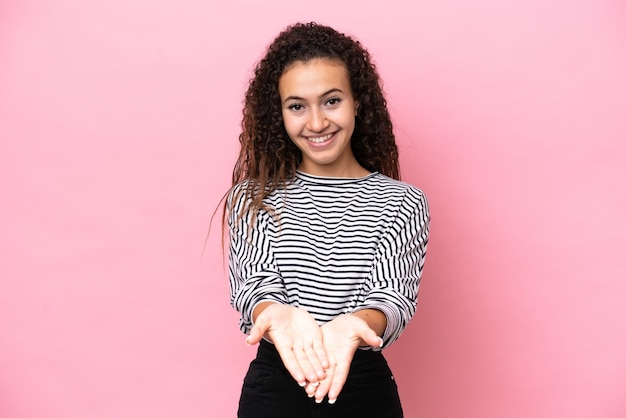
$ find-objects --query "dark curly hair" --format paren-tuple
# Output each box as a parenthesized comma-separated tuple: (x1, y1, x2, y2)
(229, 22, 399, 223)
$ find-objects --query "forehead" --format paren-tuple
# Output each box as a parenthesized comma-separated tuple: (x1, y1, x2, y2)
(278, 58, 351, 96)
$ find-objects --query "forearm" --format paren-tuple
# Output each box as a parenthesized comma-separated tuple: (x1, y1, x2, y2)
(252, 301, 279, 323)
(351, 308, 386, 345)
(251, 301, 282, 343)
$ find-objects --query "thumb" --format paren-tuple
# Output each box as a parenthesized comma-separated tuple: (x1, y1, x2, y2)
(360, 327, 384, 349)
(246, 315, 269, 346)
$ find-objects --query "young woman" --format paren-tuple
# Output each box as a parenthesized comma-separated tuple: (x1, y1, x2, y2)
(226, 22, 430, 417)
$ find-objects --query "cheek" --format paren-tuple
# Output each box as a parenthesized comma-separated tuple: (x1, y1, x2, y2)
(340, 112, 356, 131)
(281, 114, 300, 138)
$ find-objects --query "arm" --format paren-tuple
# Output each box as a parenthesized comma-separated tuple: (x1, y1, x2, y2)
(227, 194, 288, 332)
(227, 187, 328, 384)
(352, 308, 387, 343)
(357, 187, 430, 348)
(309, 187, 430, 403)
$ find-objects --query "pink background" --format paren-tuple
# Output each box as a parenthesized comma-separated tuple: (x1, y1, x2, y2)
(1, 1, 625, 417)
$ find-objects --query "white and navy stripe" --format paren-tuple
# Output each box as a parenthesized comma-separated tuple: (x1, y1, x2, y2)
(228, 171, 429, 348)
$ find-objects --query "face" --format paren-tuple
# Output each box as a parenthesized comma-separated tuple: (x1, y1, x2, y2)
(278, 58, 364, 177)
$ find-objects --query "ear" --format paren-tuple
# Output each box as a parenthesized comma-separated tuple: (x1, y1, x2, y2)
(354, 101, 360, 116)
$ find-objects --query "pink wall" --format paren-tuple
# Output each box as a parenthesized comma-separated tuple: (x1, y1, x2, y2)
(1, 1, 625, 417)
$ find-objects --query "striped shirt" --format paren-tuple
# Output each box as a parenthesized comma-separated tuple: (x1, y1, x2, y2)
(227, 171, 430, 348)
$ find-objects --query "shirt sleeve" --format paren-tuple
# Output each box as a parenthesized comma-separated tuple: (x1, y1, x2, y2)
(355, 186, 430, 348)
(227, 185, 288, 335)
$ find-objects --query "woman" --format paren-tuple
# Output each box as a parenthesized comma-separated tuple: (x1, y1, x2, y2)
(226, 22, 429, 417)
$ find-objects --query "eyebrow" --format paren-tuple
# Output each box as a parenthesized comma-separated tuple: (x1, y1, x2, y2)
(282, 88, 344, 104)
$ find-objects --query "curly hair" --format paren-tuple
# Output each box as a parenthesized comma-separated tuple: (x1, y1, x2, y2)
(229, 22, 399, 223)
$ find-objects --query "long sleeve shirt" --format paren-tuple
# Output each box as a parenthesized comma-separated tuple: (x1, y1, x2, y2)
(228, 171, 429, 348)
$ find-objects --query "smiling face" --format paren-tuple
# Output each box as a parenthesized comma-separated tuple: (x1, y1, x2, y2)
(278, 58, 367, 177)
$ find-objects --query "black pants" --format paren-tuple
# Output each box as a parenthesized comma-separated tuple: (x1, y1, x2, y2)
(238, 339, 403, 418)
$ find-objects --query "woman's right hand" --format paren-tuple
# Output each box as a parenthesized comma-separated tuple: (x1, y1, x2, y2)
(246, 303, 329, 386)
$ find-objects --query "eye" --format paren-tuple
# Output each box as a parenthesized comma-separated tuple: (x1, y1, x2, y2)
(287, 103, 304, 112)
(325, 97, 341, 106)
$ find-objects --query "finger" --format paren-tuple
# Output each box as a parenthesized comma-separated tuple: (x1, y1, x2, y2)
(327, 360, 350, 404)
(245, 321, 268, 346)
(304, 381, 319, 398)
(304, 342, 327, 381)
(274, 346, 306, 386)
(293, 342, 319, 383)
(359, 328, 384, 349)
(312, 338, 330, 370)
(314, 364, 335, 403)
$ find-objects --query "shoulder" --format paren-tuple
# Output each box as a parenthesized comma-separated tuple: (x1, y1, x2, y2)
(227, 180, 251, 210)
(227, 180, 284, 229)
(369, 174, 428, 208)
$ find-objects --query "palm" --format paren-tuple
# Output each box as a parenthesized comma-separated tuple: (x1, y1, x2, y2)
(307, 314, 380, 403)
(248, 304, 329, 385)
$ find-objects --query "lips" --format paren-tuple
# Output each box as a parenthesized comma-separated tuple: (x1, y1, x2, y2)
(305, 132, 334, 144)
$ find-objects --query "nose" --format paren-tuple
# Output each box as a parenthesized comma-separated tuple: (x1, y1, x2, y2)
(306, 107, 329, 132)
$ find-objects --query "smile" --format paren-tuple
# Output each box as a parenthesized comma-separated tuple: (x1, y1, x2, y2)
(305, 133, 334, 143)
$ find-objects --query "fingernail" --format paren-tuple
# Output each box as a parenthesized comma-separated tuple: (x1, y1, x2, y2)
(378, 337, 384, 347)
(315, 398, 323, 404)
(312, 381, 320, 387)
(328, 398, 336, 405)
(298, 381, 306, 387)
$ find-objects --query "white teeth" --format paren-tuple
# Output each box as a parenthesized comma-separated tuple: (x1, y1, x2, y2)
(306, 133, 333, 143)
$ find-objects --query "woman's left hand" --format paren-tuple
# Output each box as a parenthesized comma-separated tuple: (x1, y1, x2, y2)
(304, 314, 383, 404)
